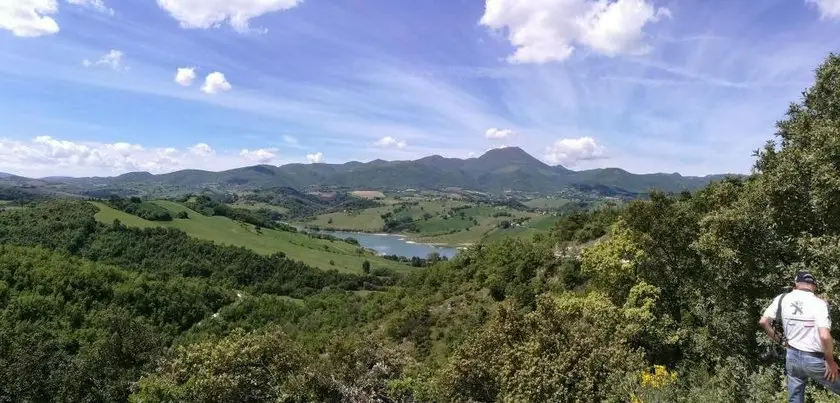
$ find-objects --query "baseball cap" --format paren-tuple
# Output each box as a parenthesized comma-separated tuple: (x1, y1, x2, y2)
(795, 271, 817, 285)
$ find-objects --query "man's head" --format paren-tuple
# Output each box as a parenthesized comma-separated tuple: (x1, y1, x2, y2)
(794, 271, 817, 291)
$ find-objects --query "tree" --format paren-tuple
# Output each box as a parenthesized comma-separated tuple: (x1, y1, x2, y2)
(426, 252, 441, 266)
(362, 260, 371, 274)
(438, 294, 645, 402)
(499, 220, 511, 229)
(131, 329, 305, 402)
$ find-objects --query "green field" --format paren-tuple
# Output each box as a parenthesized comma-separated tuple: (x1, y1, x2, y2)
(307, 200, 471, 233)
(91, 201, 413, 274)
(305, 200, 552, 246)
(524, 197, 571, 210)
(233, 201, 289, 214)
(307, 206, 392, 231)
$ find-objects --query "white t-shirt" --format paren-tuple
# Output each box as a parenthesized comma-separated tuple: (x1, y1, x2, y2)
(763, 289, 832, 353)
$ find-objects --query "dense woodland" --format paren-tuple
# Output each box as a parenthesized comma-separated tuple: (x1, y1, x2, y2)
(107, 196, 173, 221)
(2, 54, 840, 402)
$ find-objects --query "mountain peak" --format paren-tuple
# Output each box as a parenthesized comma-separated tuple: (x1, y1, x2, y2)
(475, 147, 549, 171)
(479, 146, 528, 159)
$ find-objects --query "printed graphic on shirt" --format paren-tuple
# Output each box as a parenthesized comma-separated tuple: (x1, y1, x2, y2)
(792, 301, 803, 315)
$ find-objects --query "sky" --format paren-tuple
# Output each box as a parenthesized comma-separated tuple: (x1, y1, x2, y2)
(0, 0, 839, 178)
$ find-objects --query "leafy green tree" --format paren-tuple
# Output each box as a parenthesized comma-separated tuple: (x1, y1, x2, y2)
(132, 328, 306, 402)
(438, 294, 645, 402)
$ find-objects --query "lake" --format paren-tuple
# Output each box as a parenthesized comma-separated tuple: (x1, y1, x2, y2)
(322, 231, 459, 259)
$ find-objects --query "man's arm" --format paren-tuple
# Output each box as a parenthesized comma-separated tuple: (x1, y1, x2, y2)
(819, 328, 839, 382)
(759, 316, 785, 345)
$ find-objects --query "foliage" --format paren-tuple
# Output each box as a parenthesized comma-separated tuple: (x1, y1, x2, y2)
(0, 245, 231, 402)
(107, 196, 172, 221)
(185, 195, 282, 230)
(437, 294, 646, 402)
(555, 206, 621, 244)
(132, 328, 306, 402)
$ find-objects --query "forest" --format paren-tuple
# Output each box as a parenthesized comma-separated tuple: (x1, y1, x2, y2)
(107, 196, 173, 221)
(2, 54, 840, 402)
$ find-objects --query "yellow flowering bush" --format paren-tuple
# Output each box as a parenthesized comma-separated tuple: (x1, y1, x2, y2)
(631, 365, 678, 403)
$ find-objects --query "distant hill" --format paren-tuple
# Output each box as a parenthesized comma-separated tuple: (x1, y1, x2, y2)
(3, 147, 735, 196)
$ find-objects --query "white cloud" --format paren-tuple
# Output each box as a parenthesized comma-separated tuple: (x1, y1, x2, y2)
(201, 72, 232, 94)
(83, 49, 127, 71)
(175, 67, 197, 86)
(282, 135, 298, 144)
(467, 152, 477, 158)
(189, 143, 215, 156)
(480, 0, 670, 63)
(0, 136, 291, 177)
(544, 137, 605, 166)
(807, 0, 840, 19)
(485, 128, 517, 140)
(306, 152, 324, 163)
(156, 0, 301, 32)
(374, 136, 407, 149)
(0, 0, 60, 37)
(107, 142, 144, 156)
(66, 0, 113, 15)
(239, 148, 277, 163)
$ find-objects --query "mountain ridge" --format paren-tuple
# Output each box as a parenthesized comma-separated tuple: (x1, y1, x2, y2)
(3, 147, 734, 195)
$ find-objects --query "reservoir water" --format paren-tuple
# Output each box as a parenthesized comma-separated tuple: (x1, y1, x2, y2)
(322, 231, 459, 259)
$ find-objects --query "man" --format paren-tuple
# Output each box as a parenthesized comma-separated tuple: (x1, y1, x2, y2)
(759, 271, 840, 402)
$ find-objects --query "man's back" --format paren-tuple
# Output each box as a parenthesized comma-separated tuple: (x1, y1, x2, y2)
(764, 289, 831, 353)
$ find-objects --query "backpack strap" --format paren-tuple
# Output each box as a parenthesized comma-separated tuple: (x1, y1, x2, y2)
(775, 293, 788, 345)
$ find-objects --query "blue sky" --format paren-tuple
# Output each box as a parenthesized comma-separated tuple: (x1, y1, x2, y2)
(0, 0, 839, 177)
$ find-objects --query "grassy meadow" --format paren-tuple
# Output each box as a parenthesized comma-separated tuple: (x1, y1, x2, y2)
(303, 199, 554, 246)
(91, 201, 413, 274)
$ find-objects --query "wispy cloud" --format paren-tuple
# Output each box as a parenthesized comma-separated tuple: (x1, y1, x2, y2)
(374, 136, 407, 149)
(807, 0, 840, 20)
(66, 0, 114, 16)
(83, 49, 127, 71)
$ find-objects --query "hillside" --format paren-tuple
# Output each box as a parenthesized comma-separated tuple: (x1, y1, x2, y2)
(4, 147, 730, 197)
(90, 200, 413, 274)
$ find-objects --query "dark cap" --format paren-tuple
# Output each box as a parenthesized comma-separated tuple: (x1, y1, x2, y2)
(795, 271, 817, 285)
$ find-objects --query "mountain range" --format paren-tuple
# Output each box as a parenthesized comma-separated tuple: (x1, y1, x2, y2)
(2, 147, 731, 196)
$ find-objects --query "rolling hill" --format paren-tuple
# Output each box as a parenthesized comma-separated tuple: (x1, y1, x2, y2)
(2, 147, 732, 196)
(90, 200, 414, 274)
